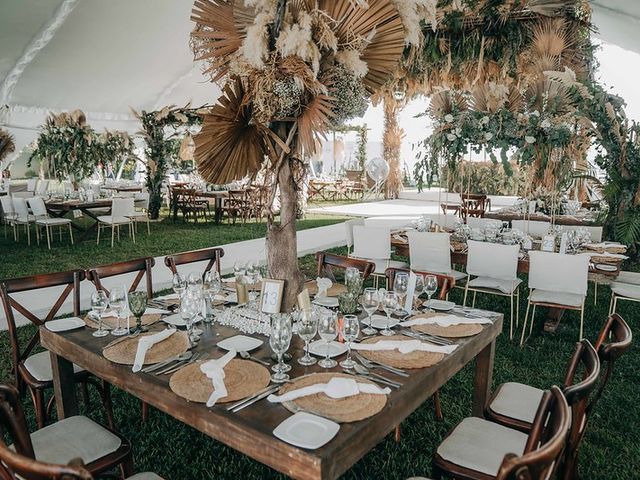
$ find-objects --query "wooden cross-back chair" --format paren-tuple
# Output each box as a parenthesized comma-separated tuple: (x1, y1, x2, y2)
(315, 252, 375, 282)
(224, 189, 249, 224)
(85, 258, 154, 299)
(164, 247, 225, 279)
(0, 271, 113, 429)
(0, 384, 133, 480)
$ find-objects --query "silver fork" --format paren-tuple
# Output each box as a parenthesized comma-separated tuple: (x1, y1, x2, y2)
(355, 353, 409, 377)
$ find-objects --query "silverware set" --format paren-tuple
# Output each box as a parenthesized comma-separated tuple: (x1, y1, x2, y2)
(140, 351, 208, 375)
(354, 353, 409, 378)
(227, 382, 288, 412)
(400, 329, 453, 346)
(342, 366, 402, 389)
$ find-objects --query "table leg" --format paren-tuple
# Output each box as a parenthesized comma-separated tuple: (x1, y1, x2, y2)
(50, 351, 79, 419)
(472, 339, 495, 417)
(543, 308, 565, 333)
(215, 197, 223, 224)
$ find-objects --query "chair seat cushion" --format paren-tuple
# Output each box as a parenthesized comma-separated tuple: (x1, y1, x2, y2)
(468, 276, 522, 294)
(97, 215, 130, 225)
(372, 259, 408, 275)
(24, 351, 84, 382)
(35, 217, 71, 226)
(449, 269, 467, 283)
(613, 271, 640, 285)
(488, 382, 544, 425)
(127, 211, 148, 219)
(611, 282, 640, 300)
(30, 416, 122, 465)
(436, 417, 528, 476)
(529, 289, 584, 307)
(127, 473, 165, 480)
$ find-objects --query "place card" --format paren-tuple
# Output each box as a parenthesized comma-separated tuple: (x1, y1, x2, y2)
(404, 271, 417, 313)
(260, 279, 285, 314)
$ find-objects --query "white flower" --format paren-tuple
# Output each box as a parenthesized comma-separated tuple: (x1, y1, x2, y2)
(432, 120, 440, 128)
(485, 132, 494, 141)
(446, 133, 457, 141)
(541, 119, 551, 129)
(530, 110, 540, 117)
(525, 136, 536, 144)
(480, 116, 490, 125)
(444, 114, 454, 123)
(455, 127, 462, 136)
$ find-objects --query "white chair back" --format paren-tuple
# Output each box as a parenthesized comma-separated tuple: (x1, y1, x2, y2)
(134, 191, 150, 209)
(466, 217, 501, 230)
(35, 180, 49, 195)
(0, 196, 14, 215)
(27, 197, 48, 217)
(111, 197, 134, 217)
(344, 218, 365, 250)
(528, 251, 589, 296)
(12, 197, 30, 220)
(512, 220, 550, 238)
(12, 192, 34, 199)
(466, 240, 519, 280)
(433, 214, 459, 230)
(352, 225, 391, 260)
(407, 231, 452, 274)
(364, 216, 417, 230)
(26, 178, 37, 192)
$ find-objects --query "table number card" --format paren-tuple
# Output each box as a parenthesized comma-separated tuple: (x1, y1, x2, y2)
(405, 271, 417, 313)
(260, 279, 285, 314)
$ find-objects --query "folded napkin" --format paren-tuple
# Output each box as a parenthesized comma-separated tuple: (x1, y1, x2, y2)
(200, 350, 236, 407)
(102, 307, 170, 318)
(132, 329, 176, 372)
(351, 339, 457, 355)
(316, 277, 332, 298)
(267, 377, 390, 403)
(400, 314, 492, 328)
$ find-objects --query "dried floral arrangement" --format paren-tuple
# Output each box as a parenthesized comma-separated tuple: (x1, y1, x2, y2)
(0, 128, 15, 168)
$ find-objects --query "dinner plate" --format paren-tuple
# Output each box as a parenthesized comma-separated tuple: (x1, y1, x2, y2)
(369, 314, 399, 330)
(594, 263, 618, 272)
(162, 313, 202, 327)
(45, 317, 86, 332)
(273, 412, 340, 449)
(309, 340, 348, 358)
(312, 297, 339, 308)
(217, 335, 263, 352)
(423, 300, 456, 311)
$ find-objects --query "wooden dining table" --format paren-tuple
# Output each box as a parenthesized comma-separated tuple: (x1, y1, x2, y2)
(484, 210, 600, 227)
(45, 198, 112, 240)
(194, 190, 231, 224)
(42, 311, 502, 480)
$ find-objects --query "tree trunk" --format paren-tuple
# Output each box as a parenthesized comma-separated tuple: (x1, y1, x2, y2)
(383, 98, 403, 199)
(266, 157, 305, 312)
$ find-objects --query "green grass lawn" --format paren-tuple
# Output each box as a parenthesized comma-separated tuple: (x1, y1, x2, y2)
(1, 220, 638, 479)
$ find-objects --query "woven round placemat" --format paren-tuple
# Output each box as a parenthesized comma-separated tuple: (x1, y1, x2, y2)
(304, 280, 348, 297)
(169, 358, 270, 404)
(412, 322, 483, 338)
(277, 372, 387, 423)
(359, 335, 444, 369)
(103, 330, 190, 365)
(85, 313, 162, 330)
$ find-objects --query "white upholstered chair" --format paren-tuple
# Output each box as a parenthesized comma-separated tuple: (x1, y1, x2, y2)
(520, 251, 590, 344)
(11, 197, 35, 245)
(351, 225, 407, 287)
(0, 195, 17, 239)
(608, 270, 640, 314)
(363, 216, 417, 230)
(344, 218, 365, 254)
(463, 240, 521, 339)
(97, 197, 136, 247)
(35, 179, 49, 195)
(511, 219, 550, 238)
(26, 178, 37, 192)
(129, 191, 150, 234)
(27, 196, 74, 249)
(407, 231, 466, 285)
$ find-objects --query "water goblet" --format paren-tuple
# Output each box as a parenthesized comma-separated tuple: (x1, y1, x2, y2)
(317, 310, 338, 368)
(339, 315, 360, 369)
(381, 291, 398, 336)
(109, 287, 128, 336)
(91, 290, 109, 338)
(172, 273, 186, 309)
(413, 274, 424, 313)
(270, 314, 293, 383)
(424, 275, 438, 311)
(361, 288, 379, 335)
(393, 272, 409, 316)
(128, 291, 148, 333)
(297, 308, 318, 366)
(180, 292, 200, 344)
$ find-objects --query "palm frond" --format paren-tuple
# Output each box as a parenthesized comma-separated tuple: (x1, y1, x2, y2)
(0, 128, 16, 163)
(615, 212, 640, 246)
(297, 94, 335, 156)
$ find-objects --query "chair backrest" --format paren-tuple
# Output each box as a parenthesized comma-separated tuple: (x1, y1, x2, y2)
(0, 385, 93, 480)
(363, 216, 416, 230)
(407, 231, 452, 274)
(26, 197, 47, 218)
(111, 197, 134, 217)
(352, 225, 391, 260)
(528, 251, 589, 296)
(11, 197, 29, 219)
(344, 218, 365, 250)
(26, 179, 37, 192)
(315, 252, 375, 281)
(164, 247, 225, 278)
(466, 217, 501, 230)
(497, 386, 570, 480)
(0, 271, 84, 386)
(86, 257, 155, 299)
(34, 180, 49, 195)
(466, 240, 519, 280)
(384, 267, 453, 300)
(134, 191, 150, 209)
(512, 220, 550, 238)
(0, 195, 14, 215)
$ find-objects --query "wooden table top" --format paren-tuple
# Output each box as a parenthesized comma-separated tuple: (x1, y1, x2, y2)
(484, 211, 600, 227)
(45, 198, 112, 210)
(41, 311, 502, 480)
(101, 185, 143, 192)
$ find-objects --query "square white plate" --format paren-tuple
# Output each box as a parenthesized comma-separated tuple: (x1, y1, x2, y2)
(313, 297, 339, 308)
(309, 340, 347, 358)
(273, 412, 340, 449)
(217, 335, 263, 352)
(369, 314, 399, 330)
(45, 317, 86, 332)
(423, 300, 455, 311)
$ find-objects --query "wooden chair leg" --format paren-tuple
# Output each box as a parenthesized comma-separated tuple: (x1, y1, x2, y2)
(32, 388, 46, 429)
(81, 382, 90, 408)
(433, 391, 443, 420)
(120, 452, 135, 478)
(141, 401, 149, 422)
(394, 424, 401, 442)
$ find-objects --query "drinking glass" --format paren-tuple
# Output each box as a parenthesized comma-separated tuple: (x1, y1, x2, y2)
(172, 273, 186, 310)
(339, 315, 360, 369)
(317, 310, 338, 368)
(233, 261, 246, 283)
(361, 288, 379, 335)
(413, 274, 424, 313)
(297, 308, 318, 366)
(203, 270, 221, 296)
(270, 314, 293, 383)
(424, 275, 438, 311)
(393, 272, 409, 316)
(91, 290, 109, 338)
(345, 267, 363, 296)
(187, 271, 203, 291)
(109, 287, 128, 336)
(381, 291, 398, 336)
(180, 292, 200, 344)
(128, 291, 148, 333)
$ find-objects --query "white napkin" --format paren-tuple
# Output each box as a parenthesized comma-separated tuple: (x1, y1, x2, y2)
(400, 314, 492, 327)
(132, 329, 176, 372)
(315, 277, 332, 298)
(351, 339, 457, 354)
(200, 350, 237, 407)
(267, 377, 390, 403)
(102, 307, 169, 318)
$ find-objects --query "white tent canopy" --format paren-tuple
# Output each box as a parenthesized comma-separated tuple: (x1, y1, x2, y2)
(0, 0, 636, 170)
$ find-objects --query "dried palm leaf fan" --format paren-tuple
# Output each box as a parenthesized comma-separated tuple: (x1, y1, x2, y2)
(0, 129, 16, 163)
(428, 90, 467, 117)
(525, 78, 573, 114)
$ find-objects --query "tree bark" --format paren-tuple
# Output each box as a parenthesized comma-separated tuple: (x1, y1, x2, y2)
(383, 98, 403, 199)
(266, 157, 305, 312)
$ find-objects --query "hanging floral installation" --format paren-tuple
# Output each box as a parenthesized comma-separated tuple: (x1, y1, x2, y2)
(0, 128, 15, 171)
(95, 130, 138, 174)
(189, 0, 429, 309)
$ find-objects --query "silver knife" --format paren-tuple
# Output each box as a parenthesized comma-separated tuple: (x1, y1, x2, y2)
(342, 369, 401, 389)
(155, 352, 201, 375)
(142, 351, 192, 373)
(161, 353, 208, 375)
(231, 385, 281, 412)
(227, 384, 277, 411)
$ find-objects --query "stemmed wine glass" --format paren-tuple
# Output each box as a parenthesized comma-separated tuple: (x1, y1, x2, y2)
(270, 314, 293, 383)
(180, 292, 200, 344)
(424, 275, 438, 311)
(317, 310, 338, 368)
(109, 287, 128, 336)
(91, 290, 109, 338)
(361, 288, 379, 335)
(128, 291, 148, 334)
(381, 291, 398, 336)
(172, 273, 186, 310)
(393, 272, 409, 316)
(413, 274, 425, 313)
(339, 314, 360, 369)
(297, 308, 318, 366)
